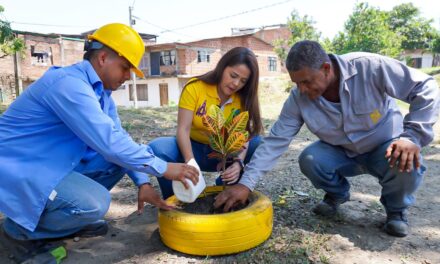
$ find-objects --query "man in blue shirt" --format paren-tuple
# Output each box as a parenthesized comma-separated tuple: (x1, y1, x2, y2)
(0, 23, 198, 262)
(214, 40, 440, 237)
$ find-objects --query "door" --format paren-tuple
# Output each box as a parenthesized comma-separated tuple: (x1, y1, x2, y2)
(159, 83, 169, 106)
(150, 52, 160, 76)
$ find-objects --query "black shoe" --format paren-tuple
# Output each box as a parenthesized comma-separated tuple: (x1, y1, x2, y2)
(384, 211, 409, 237)
(312, 193, 350, 217)
(72, 220, 108, 238)
(0, 226, 65, 263)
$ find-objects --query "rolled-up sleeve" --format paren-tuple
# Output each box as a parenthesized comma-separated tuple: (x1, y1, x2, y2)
(378, 57, 440, 147)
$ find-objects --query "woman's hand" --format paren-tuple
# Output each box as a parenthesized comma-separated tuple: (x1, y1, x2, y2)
(218, 161, 242, 184)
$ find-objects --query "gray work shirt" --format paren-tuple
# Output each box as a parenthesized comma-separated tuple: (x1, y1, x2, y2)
(240, 52, 440, 191)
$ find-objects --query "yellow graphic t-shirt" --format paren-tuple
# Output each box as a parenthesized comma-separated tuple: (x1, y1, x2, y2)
(179, 79, 243, 144)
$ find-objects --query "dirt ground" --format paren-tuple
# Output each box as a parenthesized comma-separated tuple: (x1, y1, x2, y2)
(1, 84, 439, 263)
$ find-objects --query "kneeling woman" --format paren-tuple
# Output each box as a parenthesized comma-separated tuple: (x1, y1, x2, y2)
(149, 47, 263, 199)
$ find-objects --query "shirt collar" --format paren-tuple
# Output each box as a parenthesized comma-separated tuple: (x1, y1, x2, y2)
(329, 54, 357, 81)
(81, 60, 105, 98)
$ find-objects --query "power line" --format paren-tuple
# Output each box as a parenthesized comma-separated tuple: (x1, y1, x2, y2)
(132, 15, 196, 39)
(160, 0, 294, 33)
(10, 21, 89, 29)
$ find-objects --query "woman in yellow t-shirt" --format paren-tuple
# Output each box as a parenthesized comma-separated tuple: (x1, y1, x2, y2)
(149, 47, 263, 199)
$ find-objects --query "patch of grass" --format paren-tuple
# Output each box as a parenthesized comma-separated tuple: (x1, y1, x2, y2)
(434, 74, 440, 85)
(368, 200, 383, 213)
(420, 66, 440, 76)
(0, 104, 8, 114)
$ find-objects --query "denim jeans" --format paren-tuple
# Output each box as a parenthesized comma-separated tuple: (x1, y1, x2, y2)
(4, 154, 126, 240)
(298, 140, 425, 213)
(149, 136, 261, 199)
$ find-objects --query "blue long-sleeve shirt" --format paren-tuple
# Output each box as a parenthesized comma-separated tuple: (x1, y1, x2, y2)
(0, 60, 167, 231)
(240, 52, 440, 191)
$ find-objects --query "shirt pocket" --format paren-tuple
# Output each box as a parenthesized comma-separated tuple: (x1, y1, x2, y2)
(352, 100, 384, 130)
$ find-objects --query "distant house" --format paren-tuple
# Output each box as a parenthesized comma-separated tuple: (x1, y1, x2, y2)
(1, 25, 290, 108)
(402, 49, 440, 68)
(0, 31, 84, 104)
(112, 25, 291, 108)
(0, 30, 156, 105)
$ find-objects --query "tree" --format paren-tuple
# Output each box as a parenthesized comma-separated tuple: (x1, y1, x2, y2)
(0, 5, 25, 58)
(388, 3, 436, 50)
(431, 34, 440, 67)
(332, 2, 402, 58)
(388, 3, 437, 51)
(273, 10, 321, 62)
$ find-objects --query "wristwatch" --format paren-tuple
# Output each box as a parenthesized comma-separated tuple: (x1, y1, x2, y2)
(233, 158, 245, 170)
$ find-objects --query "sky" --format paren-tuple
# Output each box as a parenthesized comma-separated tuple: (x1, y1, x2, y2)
(1, 0, 439, 44)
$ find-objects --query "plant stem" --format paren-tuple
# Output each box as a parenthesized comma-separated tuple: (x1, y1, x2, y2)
(222, 157, 226, 190)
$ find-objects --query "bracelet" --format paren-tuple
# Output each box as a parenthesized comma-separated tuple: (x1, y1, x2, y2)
(233, 158, 245, 170)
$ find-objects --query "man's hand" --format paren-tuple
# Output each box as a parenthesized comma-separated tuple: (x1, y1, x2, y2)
(137, 183, 175, 214)
(162, 162, 199, 189)
(213, 184, 250, 212)
(385, 138, 421, 172)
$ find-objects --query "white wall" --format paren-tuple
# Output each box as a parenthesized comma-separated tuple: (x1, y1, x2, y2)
(421, 53, 433, 68)
(112, 77, 182, 108)
(402, 50, 434, 68)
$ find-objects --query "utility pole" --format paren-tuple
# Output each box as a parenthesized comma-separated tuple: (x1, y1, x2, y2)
(129, 5, 138, 109)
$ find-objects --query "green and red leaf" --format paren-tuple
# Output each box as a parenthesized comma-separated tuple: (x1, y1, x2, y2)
(207, 105, 225, 130)
(209, 134, 225, 154)
(225, 111, 249, 135)
(202, 115, 219, 134)
(225, 132, 248, 154)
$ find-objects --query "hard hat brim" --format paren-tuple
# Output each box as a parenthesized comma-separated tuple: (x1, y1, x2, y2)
(132, 67, 145, 78)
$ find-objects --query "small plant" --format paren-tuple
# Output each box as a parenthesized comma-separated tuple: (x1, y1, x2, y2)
(202, 105, 249, 187)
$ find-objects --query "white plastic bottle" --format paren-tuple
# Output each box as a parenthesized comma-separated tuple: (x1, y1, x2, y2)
(172, 158, 206, 203)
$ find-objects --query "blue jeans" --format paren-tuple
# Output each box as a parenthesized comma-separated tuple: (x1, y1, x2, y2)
(4, 154, 126, 240)
(298, 140, 425, 213)
(149, 136, 261, 199)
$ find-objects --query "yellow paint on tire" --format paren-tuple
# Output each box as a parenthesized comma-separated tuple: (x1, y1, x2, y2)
(158, 186, 273, 256)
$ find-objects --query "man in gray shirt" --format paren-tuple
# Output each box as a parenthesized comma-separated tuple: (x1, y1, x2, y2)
(214, 40, 440, 237)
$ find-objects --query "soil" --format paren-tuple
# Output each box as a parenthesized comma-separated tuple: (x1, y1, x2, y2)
(180, 192, 250, 214)
(1, 85, 439, 263)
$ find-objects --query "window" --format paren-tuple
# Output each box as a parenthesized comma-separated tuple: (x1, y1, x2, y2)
(408, 57, 422, 68)
(129, 84, 148, 101)
(268, 57, 277, 71)
(197, 50, 210, 63)
(139, 54, 149, 70)
(30, 45, 52, 66)
(160, 50, 176, 66)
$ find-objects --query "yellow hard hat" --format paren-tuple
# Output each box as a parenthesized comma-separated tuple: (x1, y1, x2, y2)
(88, 23, 145, 78)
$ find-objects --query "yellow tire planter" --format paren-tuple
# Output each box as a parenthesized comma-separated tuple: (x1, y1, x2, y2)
(158, 186, 273, 256)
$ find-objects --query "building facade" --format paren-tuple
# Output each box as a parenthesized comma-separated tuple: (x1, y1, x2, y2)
(113, 25, 291, 107)
(1, 26, 290, 107)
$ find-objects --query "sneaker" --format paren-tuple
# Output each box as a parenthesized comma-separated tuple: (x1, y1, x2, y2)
(72, 220, 108, 238)
(312, 193, 349, 217)
(383, 211, 409, 237)
(0, 225, 66, 263)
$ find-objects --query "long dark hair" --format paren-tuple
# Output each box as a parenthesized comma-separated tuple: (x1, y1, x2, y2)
(185, 47, 263, 137)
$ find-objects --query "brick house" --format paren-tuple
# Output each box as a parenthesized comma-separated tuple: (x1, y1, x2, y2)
(113, 25, 291, 107)
(1, 25, 290, 107)
(0, 30, 156, 104)
(0, 31, 84, 104)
